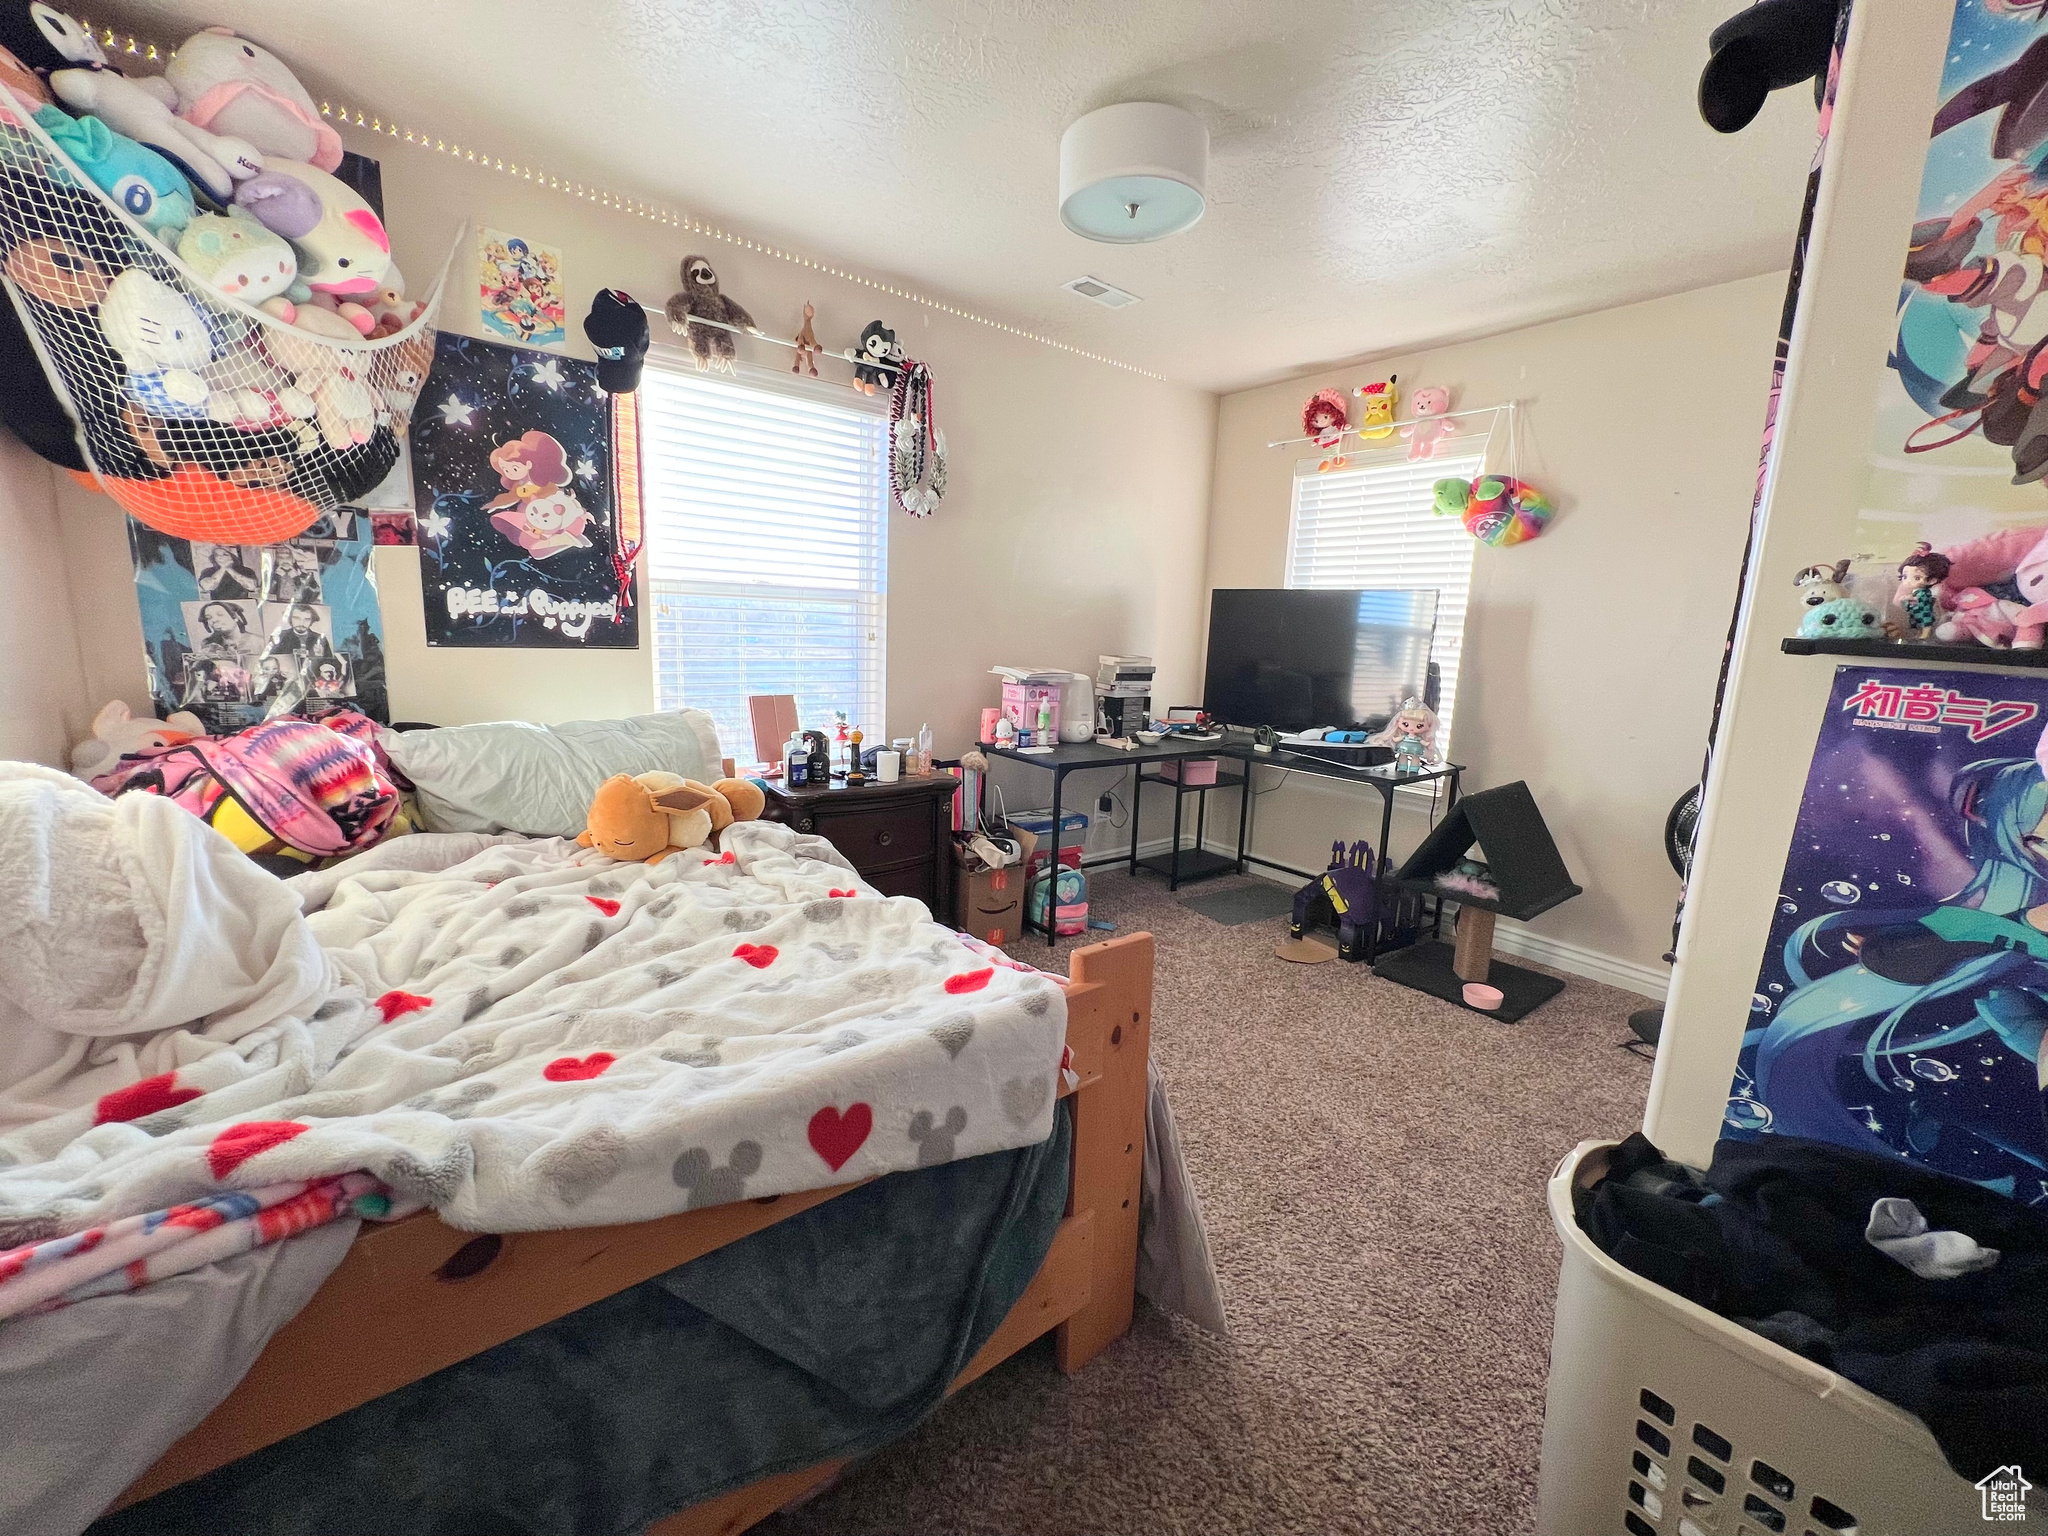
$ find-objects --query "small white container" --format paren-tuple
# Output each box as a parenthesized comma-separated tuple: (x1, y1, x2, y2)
(876, 750, 901, 783)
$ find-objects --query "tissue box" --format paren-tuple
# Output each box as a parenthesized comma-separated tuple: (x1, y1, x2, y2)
(1157, 758, 1218, 785)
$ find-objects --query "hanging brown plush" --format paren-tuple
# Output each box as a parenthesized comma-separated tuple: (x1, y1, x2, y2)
(664, 255, 755, 373)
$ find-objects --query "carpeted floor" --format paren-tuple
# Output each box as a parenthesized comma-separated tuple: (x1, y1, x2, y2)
(763, 871, 1654, 1536)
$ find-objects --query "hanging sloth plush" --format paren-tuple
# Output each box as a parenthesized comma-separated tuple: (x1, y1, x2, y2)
(664, 255, 755, 372)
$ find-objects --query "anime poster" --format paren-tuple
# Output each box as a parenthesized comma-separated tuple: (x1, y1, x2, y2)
(476, 226, 566, 350)
(409, 332, 638, 648)
(128, 511, 389, 735)
(1729, 666, 2048, 1198)
(1847, 0, 2048, 571)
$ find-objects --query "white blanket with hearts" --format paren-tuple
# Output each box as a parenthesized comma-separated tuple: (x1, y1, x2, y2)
(0, 817, 1067, 1240)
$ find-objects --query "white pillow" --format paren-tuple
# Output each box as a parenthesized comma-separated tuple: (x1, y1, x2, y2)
(384, 709, 726, 836)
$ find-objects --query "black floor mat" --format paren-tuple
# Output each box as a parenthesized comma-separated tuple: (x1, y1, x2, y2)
(1178, 882, 1296, 926)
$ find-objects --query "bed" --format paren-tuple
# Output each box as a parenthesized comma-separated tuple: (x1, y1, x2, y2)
(109, 930, 1153, 1533)
(0, 745, 1167, 1535)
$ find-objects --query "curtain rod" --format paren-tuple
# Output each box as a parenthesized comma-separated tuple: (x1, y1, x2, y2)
(1266, 400, 1515, 450)
(636, 301, 905, 377)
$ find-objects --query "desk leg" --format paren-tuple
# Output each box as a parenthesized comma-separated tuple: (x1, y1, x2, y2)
(1128, 766, 1142, 876)
(1235, 767, 1252, 874)
(1045, 768, 1064, 946)
(1195, 785, 1209, 864)
(1168, 780, 1186, 891)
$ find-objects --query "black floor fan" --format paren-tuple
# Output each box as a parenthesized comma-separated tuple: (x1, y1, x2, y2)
(1629, 787, 1701, 1053)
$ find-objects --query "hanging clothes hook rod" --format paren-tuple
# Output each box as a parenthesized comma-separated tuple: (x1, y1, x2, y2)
(1266, 400, 1515, 450)
(636, 302, 905, 376)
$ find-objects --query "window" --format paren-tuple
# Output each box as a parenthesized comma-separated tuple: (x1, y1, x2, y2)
(1285, 451, 1485, 748)
(640, 357, 889, 762)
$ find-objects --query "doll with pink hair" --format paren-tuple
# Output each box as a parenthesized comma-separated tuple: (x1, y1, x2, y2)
(1933, 525, 2048, 648)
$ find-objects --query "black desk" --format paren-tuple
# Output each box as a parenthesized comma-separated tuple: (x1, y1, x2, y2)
(983, 737, 1463, 945)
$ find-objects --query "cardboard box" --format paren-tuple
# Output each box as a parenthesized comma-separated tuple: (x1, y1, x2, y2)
(953, 844, 1024, 947)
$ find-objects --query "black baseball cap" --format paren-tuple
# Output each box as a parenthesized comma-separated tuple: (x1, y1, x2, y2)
(585, 289, 650, 393)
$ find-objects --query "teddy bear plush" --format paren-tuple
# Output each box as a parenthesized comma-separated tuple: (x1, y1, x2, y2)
(577, 771, 767, 864)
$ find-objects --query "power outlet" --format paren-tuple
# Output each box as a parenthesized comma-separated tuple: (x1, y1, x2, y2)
(1098, 792, 1115, 813)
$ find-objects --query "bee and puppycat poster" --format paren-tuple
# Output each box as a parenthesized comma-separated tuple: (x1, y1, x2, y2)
(408, 333, 638, 649)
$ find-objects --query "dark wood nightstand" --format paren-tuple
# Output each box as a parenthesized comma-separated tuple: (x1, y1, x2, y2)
(760, 775, 959, 913)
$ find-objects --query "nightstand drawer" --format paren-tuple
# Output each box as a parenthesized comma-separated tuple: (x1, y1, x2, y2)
(818, 802, 935, 872)
(865, 860, 936, 903)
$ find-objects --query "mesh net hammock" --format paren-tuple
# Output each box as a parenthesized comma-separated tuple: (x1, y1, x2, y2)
(0, 87, 449, 544)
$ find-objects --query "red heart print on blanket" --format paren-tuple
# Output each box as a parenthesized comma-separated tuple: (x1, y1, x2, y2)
(207, 1121, 309, 1179)
(94, 1072, 202, 1126)
(828, 889, 857, 898)
(733, 943, 779, 969)
(944, 968, 994, 995)
(808, 1103, 873, 1172)
(586, 896, 620, 916)
(543, 1052, 616, 1082)
(703, 851, 737, 866)
(375, 991, 433, 1022)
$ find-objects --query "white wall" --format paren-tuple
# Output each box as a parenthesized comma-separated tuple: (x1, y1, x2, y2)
(52, 120, 1219, 824)
(1644, 0, 1957, 1168)
(1204, 274, 1791, 986)
(0, 435, 89, 766)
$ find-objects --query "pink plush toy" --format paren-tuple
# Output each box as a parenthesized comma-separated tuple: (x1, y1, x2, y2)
(1936, 525, 2048, 649)
(1935, 587, 2024, 647)
(1402, 386, 1457, 461)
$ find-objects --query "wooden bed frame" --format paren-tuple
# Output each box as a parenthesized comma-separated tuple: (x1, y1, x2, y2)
(113, 931, 1155, 1534)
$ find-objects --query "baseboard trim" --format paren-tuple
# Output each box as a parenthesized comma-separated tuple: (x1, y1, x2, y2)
(1157, 840, 1670, 1001)
(1489, 922, 1669, 1002)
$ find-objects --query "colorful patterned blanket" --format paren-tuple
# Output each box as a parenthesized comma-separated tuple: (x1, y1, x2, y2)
(0, 793, 1068, 1284)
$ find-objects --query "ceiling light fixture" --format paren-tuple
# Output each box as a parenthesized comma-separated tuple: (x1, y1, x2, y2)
(1058, 102, 1207, 244)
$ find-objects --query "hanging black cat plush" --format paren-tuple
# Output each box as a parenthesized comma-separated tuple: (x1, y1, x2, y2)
(1698, 0, 1842, 134)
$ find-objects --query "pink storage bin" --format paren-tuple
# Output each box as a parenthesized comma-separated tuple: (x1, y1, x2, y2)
(1157, 758, 1218, 785)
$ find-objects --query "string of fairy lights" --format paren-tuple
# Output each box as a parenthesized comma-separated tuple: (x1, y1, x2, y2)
(77, 19, 1166, 382)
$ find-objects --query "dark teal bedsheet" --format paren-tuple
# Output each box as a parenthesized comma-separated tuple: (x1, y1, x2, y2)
(95, 1104, 1071, 1536)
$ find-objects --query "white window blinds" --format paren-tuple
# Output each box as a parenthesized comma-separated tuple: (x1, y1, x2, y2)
(1285, 452, 1485, 747)
(640, 356, 889, 763)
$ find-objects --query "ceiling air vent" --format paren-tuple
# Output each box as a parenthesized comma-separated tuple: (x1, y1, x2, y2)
(1062, 275, 1141, 309)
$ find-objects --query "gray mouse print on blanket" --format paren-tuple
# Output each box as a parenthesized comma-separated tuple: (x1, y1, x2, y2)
(720, 910, 770, 933)
(672, 1140, 763, 1208)
(909, 1107, 967, 1167)
(1001, 1075, 1050, 1126)
(504, 898, 543, 921)
(802, 900, 844, 925)
(401, 1080, 497, 1120)
(381, 1141, 475, 1205)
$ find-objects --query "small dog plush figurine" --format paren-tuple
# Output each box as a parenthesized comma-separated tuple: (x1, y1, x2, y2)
(578, 772, 767, 863)
(664, 255, 756, 373)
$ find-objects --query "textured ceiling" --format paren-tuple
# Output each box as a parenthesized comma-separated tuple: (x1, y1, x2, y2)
(115, 0, 1821, 392)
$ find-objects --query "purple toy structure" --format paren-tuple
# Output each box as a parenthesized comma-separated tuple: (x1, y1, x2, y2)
(1289, 839, 1416, 962)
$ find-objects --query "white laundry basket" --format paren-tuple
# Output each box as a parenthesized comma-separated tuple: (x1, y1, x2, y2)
(1536, 1140, 1989, 1536)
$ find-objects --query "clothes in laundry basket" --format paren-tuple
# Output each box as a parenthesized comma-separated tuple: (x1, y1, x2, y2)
(1576, 1131, 2048, 1483)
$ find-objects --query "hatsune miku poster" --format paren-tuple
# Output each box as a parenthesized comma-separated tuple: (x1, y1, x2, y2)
(1849, 0, 2048, 568)
(1729, 665, 2048, 1197)
(409, 333, 637, 648)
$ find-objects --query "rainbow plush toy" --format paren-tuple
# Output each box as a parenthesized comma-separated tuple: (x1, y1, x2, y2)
(1433, 474, 1553, 547)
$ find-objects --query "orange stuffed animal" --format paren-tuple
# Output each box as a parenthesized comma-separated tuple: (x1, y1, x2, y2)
(577, 771, 767, 864)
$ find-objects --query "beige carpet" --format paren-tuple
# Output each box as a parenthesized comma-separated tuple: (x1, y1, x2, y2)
(763, 871, 1655, 1536)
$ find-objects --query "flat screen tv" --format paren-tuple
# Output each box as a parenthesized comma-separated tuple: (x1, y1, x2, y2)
(1201, 588, 1438, 734)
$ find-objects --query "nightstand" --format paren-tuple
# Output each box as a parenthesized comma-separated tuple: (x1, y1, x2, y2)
(760, 775, 959, 913)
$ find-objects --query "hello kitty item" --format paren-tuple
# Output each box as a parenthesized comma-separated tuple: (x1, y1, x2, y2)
(1402, 386, 1458, 461)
